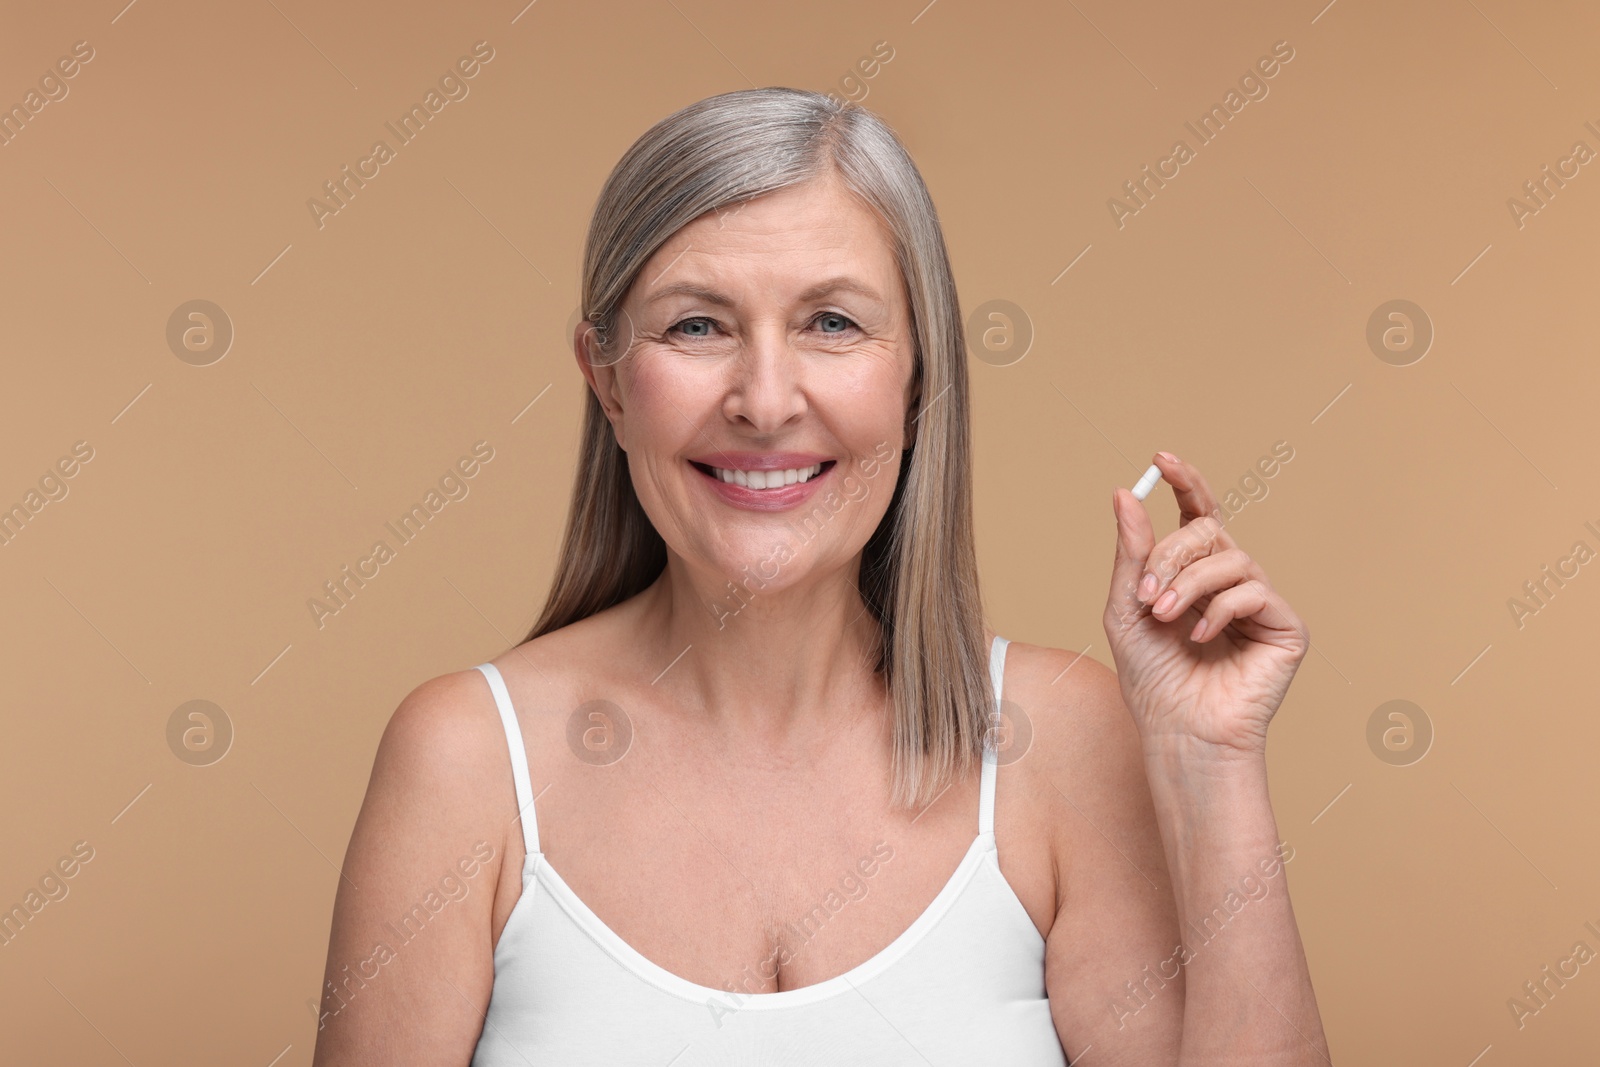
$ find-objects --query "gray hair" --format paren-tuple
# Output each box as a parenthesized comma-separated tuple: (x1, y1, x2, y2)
(526, 87, 991, 810)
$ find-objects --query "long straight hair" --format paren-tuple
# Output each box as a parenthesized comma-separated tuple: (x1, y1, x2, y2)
(524, 87, 991, 810)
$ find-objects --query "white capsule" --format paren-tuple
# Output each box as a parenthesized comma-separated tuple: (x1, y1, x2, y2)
(1131, 463, 1163, 501)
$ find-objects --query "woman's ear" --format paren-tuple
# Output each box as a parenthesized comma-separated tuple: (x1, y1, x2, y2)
(902, 371, 923, 451)
(574, 318, 628, 449)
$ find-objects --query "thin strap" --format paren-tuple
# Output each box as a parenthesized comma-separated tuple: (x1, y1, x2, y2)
(474, 663, 540, 855)
(979, 634, 1008, 835)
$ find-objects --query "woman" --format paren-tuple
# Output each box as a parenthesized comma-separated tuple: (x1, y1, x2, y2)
(313, 87, 1328, 1065)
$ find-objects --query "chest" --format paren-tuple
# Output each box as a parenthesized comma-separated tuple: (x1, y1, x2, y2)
(487, 764, 1052, 994)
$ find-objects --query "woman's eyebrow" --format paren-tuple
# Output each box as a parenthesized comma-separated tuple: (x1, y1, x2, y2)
(645, 283, 735, 308)
(795, 276, 884, 305)
(643, 277, 884, 308)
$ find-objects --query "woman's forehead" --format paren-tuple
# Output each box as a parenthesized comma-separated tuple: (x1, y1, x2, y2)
(633, 187, 905, 309)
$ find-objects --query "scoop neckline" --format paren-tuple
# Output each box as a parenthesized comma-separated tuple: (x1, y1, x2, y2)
(504, 830, 998, 1009)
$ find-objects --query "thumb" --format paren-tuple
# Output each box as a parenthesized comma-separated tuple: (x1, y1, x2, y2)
(1108, 486, 1155, 623)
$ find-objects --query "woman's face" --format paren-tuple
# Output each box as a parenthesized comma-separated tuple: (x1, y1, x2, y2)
(578, 170, 918, 603)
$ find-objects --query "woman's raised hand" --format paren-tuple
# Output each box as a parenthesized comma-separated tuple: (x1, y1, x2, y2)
(1102, 452, 1310, 759)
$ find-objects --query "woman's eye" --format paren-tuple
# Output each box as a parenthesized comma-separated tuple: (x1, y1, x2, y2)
(815, 311, 859, 334)
(669, 316, 717, 338)
(667, 312, 859, 338)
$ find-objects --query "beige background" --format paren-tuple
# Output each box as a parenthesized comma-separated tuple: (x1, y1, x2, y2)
(2, 0, 1597, 1062)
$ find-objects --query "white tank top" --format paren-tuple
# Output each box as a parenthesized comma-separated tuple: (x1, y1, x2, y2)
(468, 634, 1069, 1064)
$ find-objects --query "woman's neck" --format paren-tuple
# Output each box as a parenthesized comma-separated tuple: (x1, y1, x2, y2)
(629, 559, 886, 740)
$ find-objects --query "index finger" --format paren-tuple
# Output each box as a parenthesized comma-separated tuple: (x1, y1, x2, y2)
(1150, 451, 1238, 545)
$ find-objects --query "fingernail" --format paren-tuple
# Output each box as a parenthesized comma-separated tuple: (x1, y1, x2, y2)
(1157, 451, 1177, 462)
(1137, 573, 1157, 600)
(1154, 589, 1178, 614)
(1190, 617, 1209, 640)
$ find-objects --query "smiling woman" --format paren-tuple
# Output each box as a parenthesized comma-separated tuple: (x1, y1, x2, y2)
(313, 86, 1329, 1067)
(538, 100, 990, 812)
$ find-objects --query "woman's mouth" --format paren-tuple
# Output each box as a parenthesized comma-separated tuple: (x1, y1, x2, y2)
(689, 460, 834, 489)
(687, 458, 838, 510)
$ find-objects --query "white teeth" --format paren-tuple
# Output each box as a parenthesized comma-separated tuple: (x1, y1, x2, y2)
(711, 463, 823, 489)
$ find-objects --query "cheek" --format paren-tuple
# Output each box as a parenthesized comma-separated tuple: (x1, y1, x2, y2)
(618, 353, 723, 446)
(820, 347, 911, 424)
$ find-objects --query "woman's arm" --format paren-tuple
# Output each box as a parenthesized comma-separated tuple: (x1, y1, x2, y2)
(1098, 451, 1330, 1065)
(1039, 650, 1186, 1064)
(311, 671, 509, 1067)
(1041, 652, 1324, 1064)
(1141, 738, 1326, 1063)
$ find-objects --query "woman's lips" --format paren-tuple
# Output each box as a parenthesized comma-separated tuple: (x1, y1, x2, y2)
(689, 459, 837, 511)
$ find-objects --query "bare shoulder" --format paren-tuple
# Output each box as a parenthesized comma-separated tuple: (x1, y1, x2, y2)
(311, 666, 526, 1061)
(474, 616, 619, 755)
(983, 640, 1149, 927)
(996, 639, 1183, 1059)
(995, 639, 1160, 892)
(377, 667, 510, 784)
(353, 664, 522, 901)
(997, 639, 1145, 806)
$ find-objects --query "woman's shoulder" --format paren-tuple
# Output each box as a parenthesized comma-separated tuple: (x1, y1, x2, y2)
(992, 638, 1148, 839)
(999, 637, 1131, 749)
(466, 612, 652, 785)
(974, 638, 1152, 940)
(380, 615, 617, 771)
(362, 621, 617, 853)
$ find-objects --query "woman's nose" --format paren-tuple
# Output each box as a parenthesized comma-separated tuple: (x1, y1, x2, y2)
(721, 326, 806, 433)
